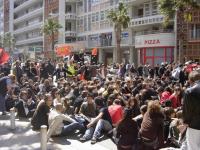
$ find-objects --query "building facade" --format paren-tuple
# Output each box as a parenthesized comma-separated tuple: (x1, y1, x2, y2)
(3, 0, 43, 58)
(0, 0, 4, 36)
(56, 0, 175, 66)
(177, 10, 200, 63)
(3, 0, 177, 65)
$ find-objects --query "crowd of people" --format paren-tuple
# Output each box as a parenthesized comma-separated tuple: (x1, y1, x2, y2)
(0, 58, 200, 150)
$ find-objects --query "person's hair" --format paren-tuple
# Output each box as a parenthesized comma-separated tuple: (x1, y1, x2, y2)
(55, 103, 63, 111)
(8, 74, 16, 82)
(164, 107, 175, 118)
(140, 105, 147, 114)
(176, 110, 183, 119)
(113, 99, 121, 105)
(127, 97, 139, 108)
(19, 90, 27, 99)
(44, 93, 51, 102)
(188, 70, 200, 83)
(147, 100, 162, 115)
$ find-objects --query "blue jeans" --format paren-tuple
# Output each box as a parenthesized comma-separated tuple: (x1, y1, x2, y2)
(61, 122, 85, 136)
(83, 127, 95, 140)
(0, 94, 6, 113)
(92, 119, 112, 139)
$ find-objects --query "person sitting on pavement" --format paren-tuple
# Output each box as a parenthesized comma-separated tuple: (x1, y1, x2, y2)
(47, 103, 84, 140)
(14, 90, 36, 118)
(116, 108, 139, 150)
(31, 93, 52, 131)
(78, 93, 97, 142)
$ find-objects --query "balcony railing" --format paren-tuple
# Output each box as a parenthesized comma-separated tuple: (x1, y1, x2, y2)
(65, 31, 77, 37)
(65, 13, 77, 20)
(131, 15, 164, 27)
(188, 29, 200, 41)
(14, 8, 43, 24)
(15, 36, 43, 45)
(14, 22, 42, 34)
(14, 0, 39, 13)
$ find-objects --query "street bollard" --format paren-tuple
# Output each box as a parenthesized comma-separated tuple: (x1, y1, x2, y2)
(10, 108, 15, 130)
(40, 125, 47, 150)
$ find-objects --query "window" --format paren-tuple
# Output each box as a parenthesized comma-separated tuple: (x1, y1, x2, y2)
(138, 8, 143, 18)
(144, 2, 150, 16)
(65, 22, 72, 31)
(191, 24, 200, 40)
(88, 15, 91, 31)
(100, 11, 105, 20)
(92, 13, 96, 22)
(66, 5, 72, 13)
(96, 12, 99, 21)
(152, 0, 158, 15)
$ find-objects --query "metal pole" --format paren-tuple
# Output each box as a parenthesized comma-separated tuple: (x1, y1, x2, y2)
(40, 125, 47, 150)
(10, 108, 15, 130)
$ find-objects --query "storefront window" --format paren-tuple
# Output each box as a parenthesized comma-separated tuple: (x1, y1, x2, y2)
(140, 47, 174, 66)
(154, 48, 164, 57)
(146, 48, 153, 56)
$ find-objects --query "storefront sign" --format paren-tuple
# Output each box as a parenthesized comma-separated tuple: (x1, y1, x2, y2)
(135, 33, 175, 48)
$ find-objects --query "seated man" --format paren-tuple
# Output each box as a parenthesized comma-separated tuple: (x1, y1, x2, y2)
(15, 90, 36, 118)
(47, 103, 84, 140)
(85, 105, 113, 144)
(78, 93, 97, 141)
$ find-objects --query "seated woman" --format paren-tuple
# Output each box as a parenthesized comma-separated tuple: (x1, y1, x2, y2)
(14, 90, 36, 118)
(140, 100, 165, 150)
(116, 108, 138, 150)
(31, 93, 52, 130)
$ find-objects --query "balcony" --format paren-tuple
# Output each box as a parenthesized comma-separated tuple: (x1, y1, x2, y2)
(15, 36, 43, 46)
(65, 31, 77, 37)
(14, 8, 43, 24)
(14, 22, 42, 35)
(14, 0, 40, 13)
(131, 15, 164, 27)
(65, 13, 77, 20)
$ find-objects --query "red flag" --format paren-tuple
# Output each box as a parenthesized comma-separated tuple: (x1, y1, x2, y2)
(55, 45, 71, 56)
(0, 48, 10, 65)
(92, 48, 97, 56)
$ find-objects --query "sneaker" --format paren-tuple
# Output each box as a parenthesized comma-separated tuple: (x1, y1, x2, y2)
(91, 137, 97, 144)
(79, 137, 87, 142)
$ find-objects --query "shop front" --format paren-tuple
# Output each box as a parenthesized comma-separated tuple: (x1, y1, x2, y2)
(135, 33, 175, 66)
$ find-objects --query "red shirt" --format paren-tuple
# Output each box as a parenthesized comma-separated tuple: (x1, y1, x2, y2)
(108, 105, 123, 125)
(169, 94, 181, 108)
(160, 91, 171, 105)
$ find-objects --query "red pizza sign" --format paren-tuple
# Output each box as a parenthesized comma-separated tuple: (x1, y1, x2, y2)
(144, 39, 160, 45)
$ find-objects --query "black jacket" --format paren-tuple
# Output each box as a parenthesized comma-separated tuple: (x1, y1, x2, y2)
(183, 81, 200, 130)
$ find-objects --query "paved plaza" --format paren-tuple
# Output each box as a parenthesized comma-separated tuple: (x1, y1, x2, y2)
(0, 115, 117, 150)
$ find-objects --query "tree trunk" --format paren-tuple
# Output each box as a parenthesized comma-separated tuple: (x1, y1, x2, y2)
(51, 33, 55, 60)
(115, 27, 122, 64)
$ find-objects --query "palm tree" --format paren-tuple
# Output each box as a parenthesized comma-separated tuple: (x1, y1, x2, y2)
(41, 18, 62, 59)
(0, 35, 3, 48)
(107, 2, 130, 64)
(159, 0, 199, 24)
(158, 0, 200, 62)
(3, 32, 15, 55)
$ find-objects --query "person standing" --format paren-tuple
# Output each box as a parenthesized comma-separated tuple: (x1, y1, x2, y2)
(182, 70, 200, 150)
(0, 74, 15, 115)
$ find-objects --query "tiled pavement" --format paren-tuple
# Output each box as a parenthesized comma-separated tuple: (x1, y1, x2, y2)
(0, 115, 117, 150)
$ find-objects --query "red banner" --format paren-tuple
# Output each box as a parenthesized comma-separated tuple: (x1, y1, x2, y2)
(0, 48, 10, 65)
(55, 45, 72, 56)
(92, 48, 97, 56)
